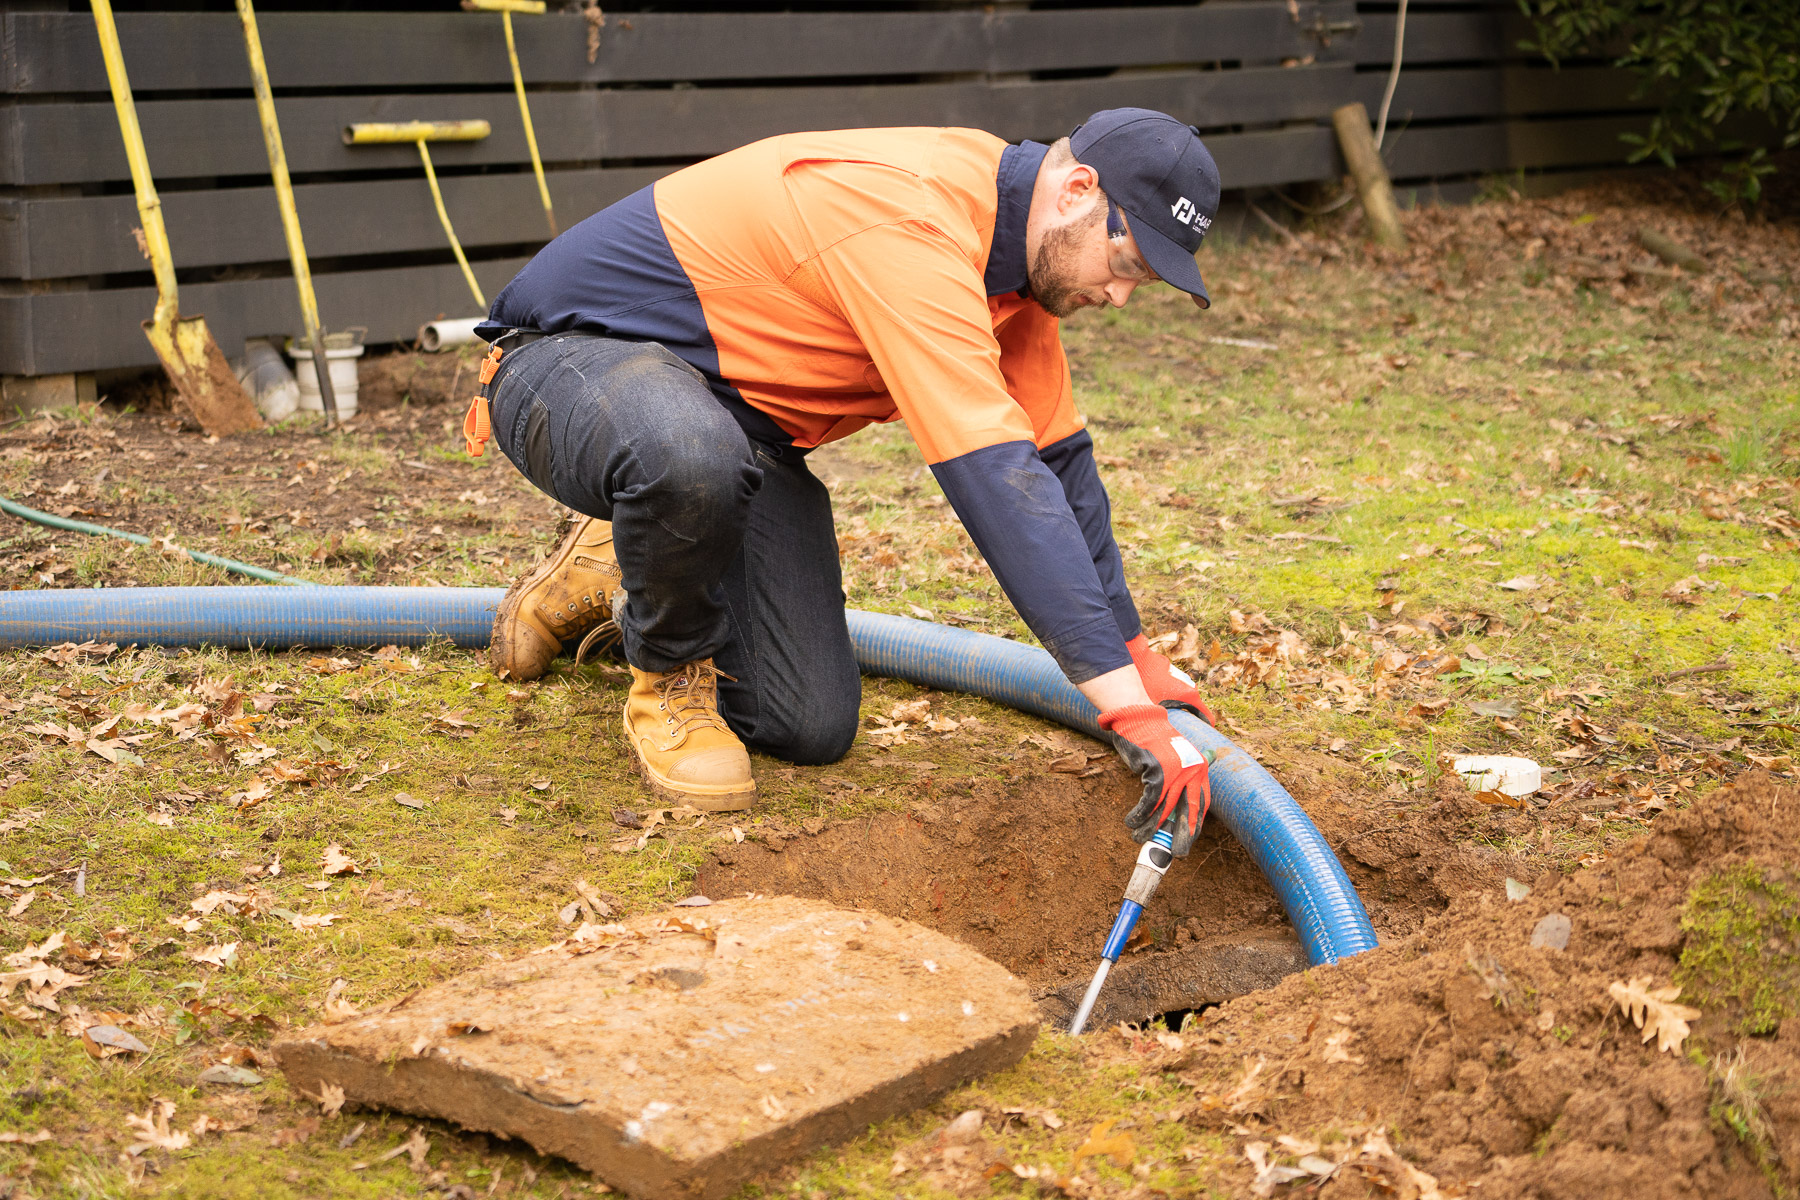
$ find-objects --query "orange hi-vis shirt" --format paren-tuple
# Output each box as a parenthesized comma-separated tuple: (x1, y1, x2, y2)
(482, 127, 1142, 683)
(654, 127, 1080, 460)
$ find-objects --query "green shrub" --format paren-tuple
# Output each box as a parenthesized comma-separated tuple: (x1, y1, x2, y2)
(1517, 0, 1800, 203)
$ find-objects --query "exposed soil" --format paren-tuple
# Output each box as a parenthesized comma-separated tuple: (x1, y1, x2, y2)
(696, 735, 1533, 1000)
(1161, 772, 1800, 1199)
(0, 403, 552, 590)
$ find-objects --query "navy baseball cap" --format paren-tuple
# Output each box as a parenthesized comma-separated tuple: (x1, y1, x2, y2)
(1070, 108, 1219, 309)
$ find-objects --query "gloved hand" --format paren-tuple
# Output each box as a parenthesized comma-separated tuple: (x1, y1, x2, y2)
(1098, 703, 1213, 857)
(1126, 634, 1217, 726)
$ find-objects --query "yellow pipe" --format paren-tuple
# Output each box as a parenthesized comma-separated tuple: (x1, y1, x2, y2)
(464, 0, 554, 233)
(235, 0, 338, 419)
(501, 10, 557, 236)
(464, 0, 547, 15)
(342, 121, 490, 309)
(343, 120, 491, 144)
(416, 141, 486, 310)
(90, 0, 179, 329)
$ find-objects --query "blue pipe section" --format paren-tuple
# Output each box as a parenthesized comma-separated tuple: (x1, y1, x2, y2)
(1100, 901, 1144, 962)
(0, 589, 1379, 966)
(0, 586, 504, 651)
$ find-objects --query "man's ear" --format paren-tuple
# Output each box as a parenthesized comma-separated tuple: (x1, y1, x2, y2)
(1058, 162, 1102, 216)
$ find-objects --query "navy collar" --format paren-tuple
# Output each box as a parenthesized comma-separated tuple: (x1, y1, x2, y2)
(983, 139, 1047, 298)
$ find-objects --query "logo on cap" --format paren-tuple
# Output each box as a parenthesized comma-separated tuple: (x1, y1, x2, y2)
(1170, 197, 1211, 234)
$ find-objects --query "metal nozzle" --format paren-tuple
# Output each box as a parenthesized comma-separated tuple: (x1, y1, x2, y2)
(1067, 959, 1112, 1037)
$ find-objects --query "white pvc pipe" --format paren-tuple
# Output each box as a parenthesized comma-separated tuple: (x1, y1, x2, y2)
(418, 316, 487, 352)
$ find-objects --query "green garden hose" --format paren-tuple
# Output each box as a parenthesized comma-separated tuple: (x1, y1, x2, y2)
(0, 496, 315, 587)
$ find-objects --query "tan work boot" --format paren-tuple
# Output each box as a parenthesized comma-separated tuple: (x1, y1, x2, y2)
(489, 517, 625, 681)
(622, 659, 756, 812)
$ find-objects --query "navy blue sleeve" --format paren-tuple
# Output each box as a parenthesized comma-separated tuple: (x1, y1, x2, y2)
(1037, 429, 1142, 643)
(932, 441, 1133, 685)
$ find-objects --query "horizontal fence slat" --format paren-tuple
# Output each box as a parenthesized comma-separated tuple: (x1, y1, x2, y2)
(0, 168, 664, 280)
(2, 4, 1357, 94)
(1356, 10, 1533, 65)
(2, 126, 1334, 280)
(1385, 114, 1645, 180)
(0, 63, 1351, 186)
(0, 258, 531, 377)
(1353, 64, 1643, 122)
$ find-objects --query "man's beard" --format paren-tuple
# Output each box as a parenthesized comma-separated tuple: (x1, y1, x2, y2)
(1027, 203, 1106, 318)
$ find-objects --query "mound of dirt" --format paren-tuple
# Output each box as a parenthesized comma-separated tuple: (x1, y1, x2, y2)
(1183, 772, 1800, 1199)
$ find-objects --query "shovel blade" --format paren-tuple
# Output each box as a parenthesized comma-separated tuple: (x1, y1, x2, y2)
(143, 311, 263, 436)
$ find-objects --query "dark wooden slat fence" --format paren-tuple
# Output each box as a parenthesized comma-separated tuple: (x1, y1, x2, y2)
(1, 1, 1653, 379)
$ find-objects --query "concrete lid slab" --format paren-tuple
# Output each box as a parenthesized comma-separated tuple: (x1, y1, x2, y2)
(273, 896, 1037, 1200)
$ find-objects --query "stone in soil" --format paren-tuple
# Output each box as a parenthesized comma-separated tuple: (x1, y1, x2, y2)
(273, 896, 1037, 1200)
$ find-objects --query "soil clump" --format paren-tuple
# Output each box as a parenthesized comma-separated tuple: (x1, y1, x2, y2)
(1177, 772, 1800, 1199)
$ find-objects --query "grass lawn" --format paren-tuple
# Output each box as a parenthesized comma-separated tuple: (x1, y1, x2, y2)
(0, 175, 1795, 1198)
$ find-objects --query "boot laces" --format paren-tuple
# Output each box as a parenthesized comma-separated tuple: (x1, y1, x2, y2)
(573, 619, 621, 667)
(655, 661, 735, 736)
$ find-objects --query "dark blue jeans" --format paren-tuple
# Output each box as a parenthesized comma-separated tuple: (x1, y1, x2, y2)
(485, 333, 860, 765)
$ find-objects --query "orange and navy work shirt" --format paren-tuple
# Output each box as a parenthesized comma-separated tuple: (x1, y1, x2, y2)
(479, 127, 1140, 683)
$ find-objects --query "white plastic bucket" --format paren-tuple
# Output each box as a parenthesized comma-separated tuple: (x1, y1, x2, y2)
(289, 331, 365, 418)
(235, 338, 299, 423)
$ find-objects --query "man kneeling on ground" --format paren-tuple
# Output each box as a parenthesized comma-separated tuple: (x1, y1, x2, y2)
(470, 108, 1222, 857)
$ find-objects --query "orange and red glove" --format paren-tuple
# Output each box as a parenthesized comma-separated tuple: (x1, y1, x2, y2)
(1098, 703, 1213, 857)
(1126, 634, 1217, 726)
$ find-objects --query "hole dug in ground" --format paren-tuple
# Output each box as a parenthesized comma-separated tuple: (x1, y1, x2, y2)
(695, 746, 1509, 1028)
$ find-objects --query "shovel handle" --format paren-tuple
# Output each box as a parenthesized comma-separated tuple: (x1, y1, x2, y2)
(91, 0, 179, 316)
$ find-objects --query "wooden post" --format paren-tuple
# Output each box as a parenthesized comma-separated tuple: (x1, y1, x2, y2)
(1331, 102, 1406, 249)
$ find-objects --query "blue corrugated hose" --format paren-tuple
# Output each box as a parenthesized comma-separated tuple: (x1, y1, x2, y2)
(0, 587, 1378, 966)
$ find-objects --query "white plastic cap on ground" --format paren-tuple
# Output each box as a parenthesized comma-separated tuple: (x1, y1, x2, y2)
(1453, 755, 1542, 797)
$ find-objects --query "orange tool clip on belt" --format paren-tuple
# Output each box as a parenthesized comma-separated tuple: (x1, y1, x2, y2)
(463, 343, 503, 457)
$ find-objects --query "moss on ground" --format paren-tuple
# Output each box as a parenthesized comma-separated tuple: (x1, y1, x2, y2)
(0, 180, 1797, 1196)
(1678, 863, 1800, 1036)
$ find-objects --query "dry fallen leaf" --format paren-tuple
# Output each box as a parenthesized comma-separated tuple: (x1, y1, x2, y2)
(188, 943, 239, 970)
(323, 978, 361, 1020)
(1070, 1118, 1135, 1173)
(313, 1081, 347, 1118)
(190, 890, 251, 916)
(1609, 976, 1701, 1054)
(287, 912, 342, 932)
(1321, 1027, 1364, 1064)
(321, 844, 361, 876)
(888, 698, 931, 723)
(124, 1098, 190, 1154)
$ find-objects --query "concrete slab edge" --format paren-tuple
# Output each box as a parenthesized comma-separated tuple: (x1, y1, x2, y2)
(276, 1019, 1038, 1200)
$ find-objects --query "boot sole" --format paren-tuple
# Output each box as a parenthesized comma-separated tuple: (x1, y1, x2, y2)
(489, 521, 618, 681)
(625, 731, 757, 813)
